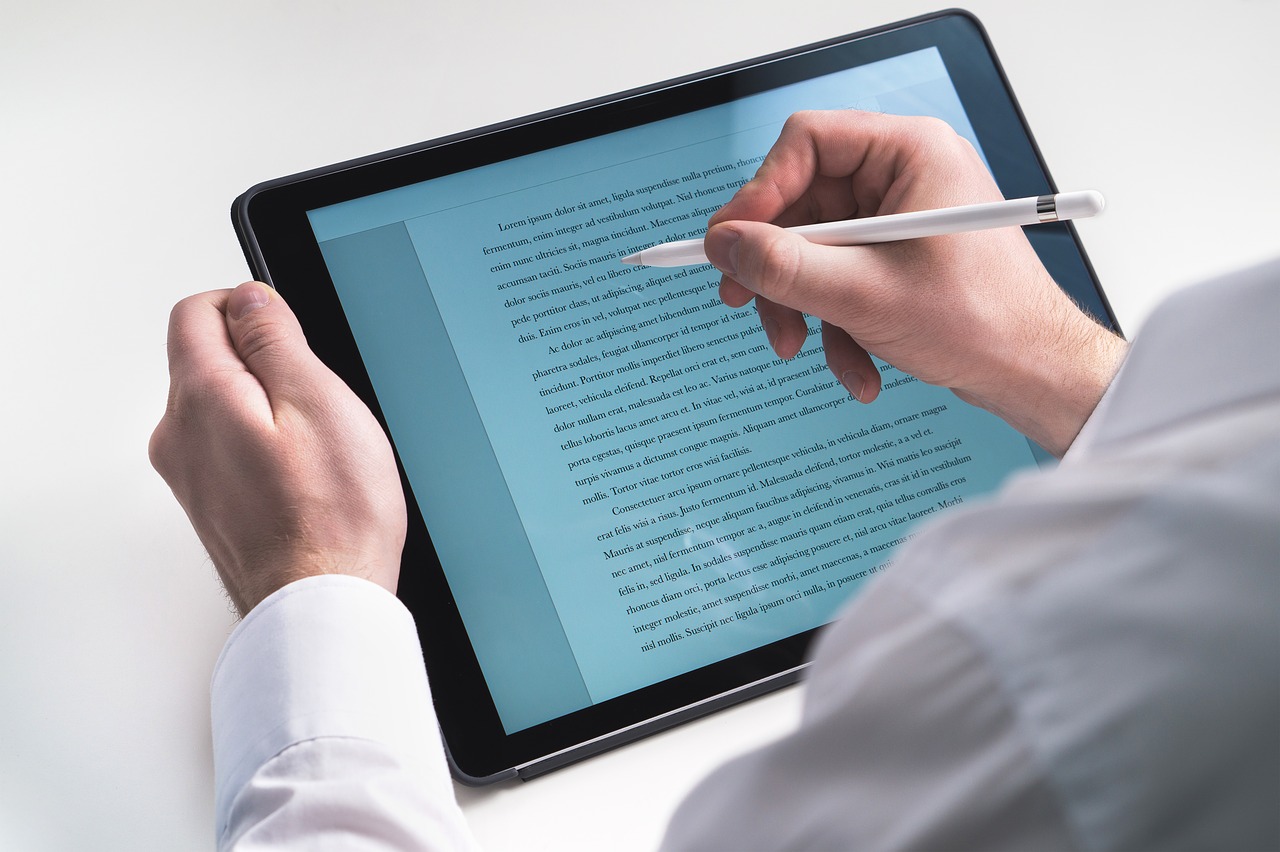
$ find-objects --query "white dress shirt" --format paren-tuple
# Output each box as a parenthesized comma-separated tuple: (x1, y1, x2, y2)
(212, 579, 478, 850)
(213, 259, 1280, 850)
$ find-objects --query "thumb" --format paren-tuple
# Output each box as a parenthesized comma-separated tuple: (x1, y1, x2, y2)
(224, 281, 328, 407)
(706, 221, 883, 401)
(705, 220, 874, 317)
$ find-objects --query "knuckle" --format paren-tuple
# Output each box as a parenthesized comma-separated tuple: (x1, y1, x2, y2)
(783, 110, 825, 135)
(234, 314, 291, 367)
(159, 365, 249, 440)
(749, 232, 805, 305)
(913, 114, 953, 134)
(905, 116, 976, 161)
(165, 301, 202, 355)
(166, 293, 219, 343)
(780, 111, 813, 135)
(147, 422, 171, 475)
(167, 293, 204, 327)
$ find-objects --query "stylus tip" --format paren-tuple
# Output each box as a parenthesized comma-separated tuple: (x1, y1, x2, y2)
(620, 252, 641, 265)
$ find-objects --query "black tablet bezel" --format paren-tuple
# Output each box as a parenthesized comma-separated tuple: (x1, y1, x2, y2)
(233, 9, 1118, 784)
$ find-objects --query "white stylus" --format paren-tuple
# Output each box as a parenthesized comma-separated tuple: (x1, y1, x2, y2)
(619, 190, 1105, 268)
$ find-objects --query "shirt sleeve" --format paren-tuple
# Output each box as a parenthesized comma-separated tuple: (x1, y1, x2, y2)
(210, 574, 478, 851)
(661, 261, 1280, 851)
(659, 573, 1080, 852)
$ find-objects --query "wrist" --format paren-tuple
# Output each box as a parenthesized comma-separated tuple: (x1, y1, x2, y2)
(218, 542, 403, 618)
(959, 302, 1127, 457)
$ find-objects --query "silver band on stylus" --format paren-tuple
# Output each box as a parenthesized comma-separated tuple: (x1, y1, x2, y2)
(1036, 194, 1058, 222)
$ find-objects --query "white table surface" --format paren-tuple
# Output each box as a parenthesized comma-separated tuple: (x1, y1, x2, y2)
(3, 1, 1277, 848)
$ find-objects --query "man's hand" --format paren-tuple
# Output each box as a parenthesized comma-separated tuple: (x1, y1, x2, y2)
(705, 111, 1126, 456)
(150, 281, 407, 616)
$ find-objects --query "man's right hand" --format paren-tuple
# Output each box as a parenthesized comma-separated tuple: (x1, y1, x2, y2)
(704, 111, 1126, 456)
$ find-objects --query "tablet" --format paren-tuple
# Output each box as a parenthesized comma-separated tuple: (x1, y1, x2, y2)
(233, 10, 1117, 784)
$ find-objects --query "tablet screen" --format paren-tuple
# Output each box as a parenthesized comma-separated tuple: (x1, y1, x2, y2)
(236, 11, 1115, 780)
(313, 46, 1014, 728)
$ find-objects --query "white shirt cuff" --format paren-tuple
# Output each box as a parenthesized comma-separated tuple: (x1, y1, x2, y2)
(210, 575, 449, 838)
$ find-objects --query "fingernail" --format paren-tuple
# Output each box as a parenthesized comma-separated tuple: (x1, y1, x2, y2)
(704, 225, 740, 276)
(840, 370, 865, 402)
(229, 281, 271, 320)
